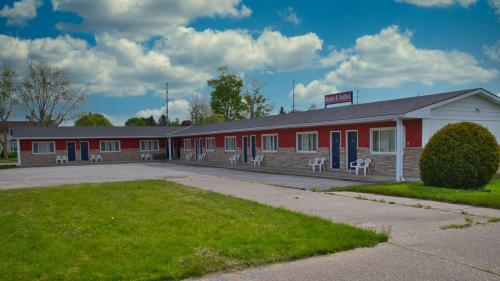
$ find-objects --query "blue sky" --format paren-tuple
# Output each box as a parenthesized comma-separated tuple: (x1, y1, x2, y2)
(0, 0, 499, 125)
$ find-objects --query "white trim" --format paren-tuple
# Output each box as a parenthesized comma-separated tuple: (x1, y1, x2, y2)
(205, 137, 215, 152)
(224, 136, 236, 152)
(99, 140, 121, 153)
(369, 127, 397, 155)
(261, 133, 278, 153)
(183, 139, 192, 151)
(167, 116, 396, 137)
(168, 138, 172, 160)
(16, 139, 21, 166)
(395, 117, 405, 182)
(140, 139, 160, 152)
(296, 131, 318, 154)
(31, 141, 56, 154)
(66, 141, 77, 161)
(80, 141, 89, 161)
(329, 130, 341, 170)
(345, 130, 358, 170)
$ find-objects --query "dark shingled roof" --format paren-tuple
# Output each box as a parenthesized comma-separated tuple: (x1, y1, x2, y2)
(169, 88, 479, 136)
(13, 126, 182, 139)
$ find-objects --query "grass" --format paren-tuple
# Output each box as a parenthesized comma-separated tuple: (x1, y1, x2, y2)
(0, 164, 16, 170)
(0, 180, 387, 281)
(334, 176, 500, 209)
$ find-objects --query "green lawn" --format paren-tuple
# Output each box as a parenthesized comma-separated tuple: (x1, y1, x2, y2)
(0, 164, 16, 170)
(334, 176, 500, 209)
(0, 180, 386, 281)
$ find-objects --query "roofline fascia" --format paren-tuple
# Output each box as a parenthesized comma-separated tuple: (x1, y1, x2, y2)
(166, 115, 400, 137)
(14, 135, 169, 140)
(403, 89, 499, 118)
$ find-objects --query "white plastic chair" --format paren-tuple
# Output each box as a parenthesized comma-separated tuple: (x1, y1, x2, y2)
(250, 155, 260, 167)
(350, 159, 364, 175)
(258, 155, 264, 167)
(363, 159, 371, 175)
(90, 154, 97, 162)
(56, 155, 66, 164)
(308, 157, 321, 172)
(229, 154, 237, 165)
(319, 157, 326, 172)
(141, 153, 147, 161)
(96, 154, 103, 162)
(185, 153, 192, 161)
(198, 153, 206, 162)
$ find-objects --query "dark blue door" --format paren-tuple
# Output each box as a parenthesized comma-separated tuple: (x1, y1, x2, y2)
(242, 136, 248, 163)
(80, 142, 89, 161)
(67, 142, 76, 162)
(250, 135, 256, 159)
(331, 132, 341, 169)
(347, 131, 357, 170)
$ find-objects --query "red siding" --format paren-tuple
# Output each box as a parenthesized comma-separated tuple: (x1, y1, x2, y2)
(176, 119, 423, 150)
(20, 137, 166, 151)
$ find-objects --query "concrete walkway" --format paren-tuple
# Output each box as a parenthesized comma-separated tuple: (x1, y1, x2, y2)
(1, 163, 499, 280)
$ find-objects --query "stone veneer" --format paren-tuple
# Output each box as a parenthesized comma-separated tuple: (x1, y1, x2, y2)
(181, 146, 421, 178)
(21, 147, 166, 166)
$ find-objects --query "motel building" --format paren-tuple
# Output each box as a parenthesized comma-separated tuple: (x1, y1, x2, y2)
(12, 88, 500, 182)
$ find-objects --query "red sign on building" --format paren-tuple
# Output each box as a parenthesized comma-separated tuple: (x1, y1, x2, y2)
(325, 91, 353, 107)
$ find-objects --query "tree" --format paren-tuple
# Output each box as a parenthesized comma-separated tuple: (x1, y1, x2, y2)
(242, 79, 274, 119)
(75, 113, 112, 127)
(208, 66, 244, 120)
(180, 120, 192, 126)
(204, 113, 225, 124)
(125, 117, 146, 126)
(141, 115, 157, 126)
(279, 106, 286, 115)
(158, 114, 168, 126)
(189, 94, 210, 125)
(0, 66, 17, 159)
(18, 61, 86, 126)
(169, 117, 180, 126)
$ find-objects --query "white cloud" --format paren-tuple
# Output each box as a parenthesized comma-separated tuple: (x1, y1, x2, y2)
(395, 0, 477, 7)
(294, 25, 498, 104)
(161, 27, 322, 72)
(277, 6, 301, 25)
(489, 0, 500, 18)
(483, 40, 500, 62)
(0, 0, 42, 27)
(52, 0, 252, 41)
(136, 99, 190, 121)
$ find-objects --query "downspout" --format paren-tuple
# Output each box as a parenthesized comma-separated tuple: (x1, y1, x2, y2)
(16, 139, 21, 166)
(395, 116, 405, 182)
(168, 137, 172, 161)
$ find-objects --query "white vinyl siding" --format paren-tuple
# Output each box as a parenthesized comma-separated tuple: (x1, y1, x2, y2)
(262, 134, 278, 152)
(100, 140, 120, 152)
(184, 139, 191, 151)
(32, 142, 55, 154)
(224, 136, 236, 151)
(206, 137, 215, 151)
(140, 140, 159, 151)
(371, 128, 396, 154)
(296, 132, 317, 153)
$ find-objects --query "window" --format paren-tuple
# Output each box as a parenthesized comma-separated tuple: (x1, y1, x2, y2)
(262, 134, 278, 152)
(9, 141, 17, 152)
(100, 140, 120, 152)
(224, 136, 236, 151)
(140, 140, 159, 151)
(206, 137, 215, 151)
(9, 129, 13, 136)
(296, 132, 317, 153)
(371, 128, 396, 154)
(183, 139, 192, 151)
(32, 142, 55, 154)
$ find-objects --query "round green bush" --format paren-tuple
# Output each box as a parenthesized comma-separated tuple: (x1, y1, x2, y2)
(419, 122, 499, 189)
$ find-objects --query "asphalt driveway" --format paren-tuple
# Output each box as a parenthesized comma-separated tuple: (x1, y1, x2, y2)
(1, 162, 499, 280)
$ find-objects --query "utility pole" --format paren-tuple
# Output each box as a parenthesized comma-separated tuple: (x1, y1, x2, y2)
(292, 80, 295, 112)
(165, 82, 169, 126)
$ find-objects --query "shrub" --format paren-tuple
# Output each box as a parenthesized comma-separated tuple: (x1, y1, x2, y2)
(419, 122, 499, 189)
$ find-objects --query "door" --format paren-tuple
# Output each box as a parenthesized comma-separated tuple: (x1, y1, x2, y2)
(196, 138, 203, 157)
(242, 136, 248, 163)
(250, 135, 256, 159)
(80, 141, 89, 161)
(330, 131, 341, 169)
(174, 140, 181, 160)
(346, 131, 357, 170)
(67, 141, 76, 162)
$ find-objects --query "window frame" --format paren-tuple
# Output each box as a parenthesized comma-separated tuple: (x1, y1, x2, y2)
(183, 139, 192, 151)
(224, 136, 236, 152)
(140, 139, 160, 152)
(32, 141, 56, 155)
(296, 131, 318, 153)
(370, 127, 397, 155)
(261, 133, 279, 153)
(206, 137, 215, 152)
(99, 140, 121, 153)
